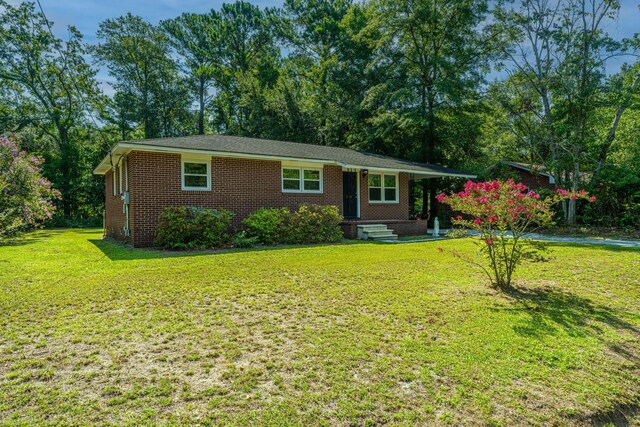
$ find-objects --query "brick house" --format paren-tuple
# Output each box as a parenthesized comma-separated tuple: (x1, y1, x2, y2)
(487, 161, 556, 191)
(94, 134, 474, 247)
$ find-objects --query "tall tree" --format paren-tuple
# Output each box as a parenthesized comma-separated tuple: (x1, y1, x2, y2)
(0, 0, 99, 217)
(207, 1, 280, 136)
(162, 12, 224, 135)
(274, 0, 373, 146)
(590, 63, 640, 189)
(365, 0, 494, 216)
(492, 0, 635, 224)
(94, 13, 191, 139)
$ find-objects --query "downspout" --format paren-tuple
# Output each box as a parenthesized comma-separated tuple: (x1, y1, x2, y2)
(123, 155, 130, 238)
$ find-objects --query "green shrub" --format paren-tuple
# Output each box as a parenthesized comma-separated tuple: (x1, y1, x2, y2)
(232, 231, 259, 248)
(154, 207, 234, 249)
(242, 207, 290, 245)
(243, 204, 343, 245)
(287, 204, 344, 244)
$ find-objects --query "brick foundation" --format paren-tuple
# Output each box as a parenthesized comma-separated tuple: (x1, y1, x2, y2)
(341, 220, 428, 239)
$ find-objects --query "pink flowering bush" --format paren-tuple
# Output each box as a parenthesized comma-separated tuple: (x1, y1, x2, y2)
(437, 179, 594, 290)
(0, 137, 60, 241)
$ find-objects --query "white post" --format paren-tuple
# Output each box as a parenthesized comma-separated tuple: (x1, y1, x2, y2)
(433, 217, 440, 237)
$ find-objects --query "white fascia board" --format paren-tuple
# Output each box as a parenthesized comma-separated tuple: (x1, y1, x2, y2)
(93, 149, 127, 175)
(119, 143, 334, 165)
(93, 143, 334, 174)
(344, 164, 476, 178)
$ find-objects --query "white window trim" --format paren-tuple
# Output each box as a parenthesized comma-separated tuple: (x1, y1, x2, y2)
(181, 157, 211, 191)
(281, 166, 323, 194)
(368, 172, 399, 204)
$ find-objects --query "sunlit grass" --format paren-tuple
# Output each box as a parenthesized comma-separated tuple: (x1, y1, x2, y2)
(1, 229, 638, 425)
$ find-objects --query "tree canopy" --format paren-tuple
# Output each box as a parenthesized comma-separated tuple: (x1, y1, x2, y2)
(0, 0, 638, 228)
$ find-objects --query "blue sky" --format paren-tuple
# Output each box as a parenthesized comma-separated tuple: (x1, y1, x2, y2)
(10, 0, 640, 93)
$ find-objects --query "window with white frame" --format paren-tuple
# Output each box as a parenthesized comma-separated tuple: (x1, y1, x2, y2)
(368, 173, 398, 203)
(282, 167, 322, 193)
(181, 158, 211, 191)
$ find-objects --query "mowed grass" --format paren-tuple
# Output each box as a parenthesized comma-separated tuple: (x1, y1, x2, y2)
(1, 229, 639, 426)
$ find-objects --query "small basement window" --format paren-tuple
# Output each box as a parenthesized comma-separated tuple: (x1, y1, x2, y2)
(282, 167, 323, 193)
(368, 173, 398, 203)
(182, 159, 211, 191)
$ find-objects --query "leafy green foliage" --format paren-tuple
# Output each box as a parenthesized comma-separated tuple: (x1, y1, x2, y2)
(232, 231, 260, 248)
(287, 204, 344, 244)
(242, 207, 290, 245)
(489, 0, 639, 225)
(243, 204, 344, 244)
(154, 207, 234, 249)
(94, 13, 194, 139)
(1, 0, 639, 231)
(161, 11, 223, 135)
(0, 137, 59, 240)
(0, 0, 101, 219)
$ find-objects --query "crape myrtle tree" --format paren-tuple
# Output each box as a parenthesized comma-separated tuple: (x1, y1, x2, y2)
(0, 0, 100, 218)
(438, 179, 594, 290)
(0, 137, 59, 240)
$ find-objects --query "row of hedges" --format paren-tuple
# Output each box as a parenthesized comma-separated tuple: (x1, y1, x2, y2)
(154, 204, 343, 249)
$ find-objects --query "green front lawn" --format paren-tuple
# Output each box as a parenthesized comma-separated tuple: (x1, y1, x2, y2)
(1, 229, 639, 426)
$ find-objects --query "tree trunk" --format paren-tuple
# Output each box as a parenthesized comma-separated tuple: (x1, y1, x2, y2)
(421, 86, 438, 219)
(198, 75, 205, 135)
(409, 178, 416, 218)
(566, 160, 580, 225)
(57, 126, 72, 218)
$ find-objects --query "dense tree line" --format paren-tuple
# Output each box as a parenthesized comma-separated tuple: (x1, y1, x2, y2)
(0, 0, 638, 227)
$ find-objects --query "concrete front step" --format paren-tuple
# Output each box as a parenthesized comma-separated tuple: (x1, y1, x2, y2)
(357, 224, 388, 231)
(369, 233, 398, 241)
(356, 224, 398, 240)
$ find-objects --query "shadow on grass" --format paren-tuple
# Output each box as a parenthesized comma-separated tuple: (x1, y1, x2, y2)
(2, 228, 103, 248)
(544, 241, 640, 253)
(89, 237, 364, 261)
(0, 230, 61, 247)
(507, 286, 638, 342)
(503, 285, 640, 425)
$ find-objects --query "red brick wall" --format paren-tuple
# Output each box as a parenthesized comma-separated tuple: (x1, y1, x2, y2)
(104, 168, 127, 241)
(359, 172, 410, 220)
(512, 168, 555, 191)
(127, 151, 343, 247)
(388, 220, 428, 236)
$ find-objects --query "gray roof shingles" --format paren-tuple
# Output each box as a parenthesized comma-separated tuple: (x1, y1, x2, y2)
(120, 134, 473, 177)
